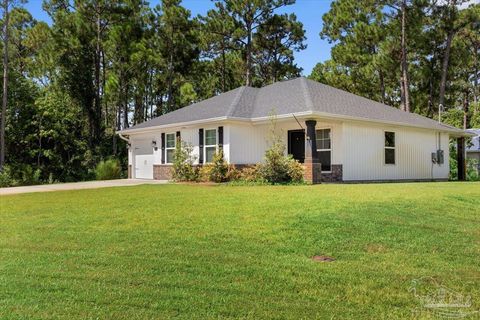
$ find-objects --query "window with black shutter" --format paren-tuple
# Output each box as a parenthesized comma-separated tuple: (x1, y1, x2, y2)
(218, 126, 224, 151)
(161, 133, 165, 164)
(199, 129, 204, 164)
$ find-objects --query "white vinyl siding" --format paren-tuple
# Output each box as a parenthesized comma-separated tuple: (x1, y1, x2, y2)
(342, 122, 449, 181)
(228, 120, 343, 165)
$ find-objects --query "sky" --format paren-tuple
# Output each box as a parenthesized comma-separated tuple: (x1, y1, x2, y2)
(23, 0, 334, 75)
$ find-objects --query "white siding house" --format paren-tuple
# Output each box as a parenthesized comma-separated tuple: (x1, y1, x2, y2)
(119, 78, 471, 183)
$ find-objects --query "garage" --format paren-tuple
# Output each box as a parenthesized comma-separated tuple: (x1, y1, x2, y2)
(134, 141, 154, 179)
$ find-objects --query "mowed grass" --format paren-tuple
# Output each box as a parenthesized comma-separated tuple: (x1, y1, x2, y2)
(0, 183, 479, 319)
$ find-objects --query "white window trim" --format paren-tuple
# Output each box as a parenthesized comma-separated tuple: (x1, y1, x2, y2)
(165, 132, 176, 164)
(204, 128, 218, 164)
(316, 127, 332, 172)
(384, 131, 396, 165)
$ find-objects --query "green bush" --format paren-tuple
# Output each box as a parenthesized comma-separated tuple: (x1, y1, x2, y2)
(0, 166, 17, 188)
(201, 150, 230, 182)
(95, 159, 122, 180)
(449, 142, 479, 181)
(226, 165, 241, 182)
(254, 115, 304, 184)
(18, 165, 42, 186)
(467, 158, 479, 181)
(286, 156, 305, 183)
(238, 165, 262, 183)
(171, 140, 199, 182)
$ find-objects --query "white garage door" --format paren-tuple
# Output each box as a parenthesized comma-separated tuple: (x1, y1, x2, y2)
(135, 142, 153, 179)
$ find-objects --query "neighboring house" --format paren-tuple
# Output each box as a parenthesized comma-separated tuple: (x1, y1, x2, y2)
(117, 77, 471, 183)
(466, 129, 480, 173)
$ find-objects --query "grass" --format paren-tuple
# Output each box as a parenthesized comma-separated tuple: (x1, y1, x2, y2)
(1, 182, 479, 319)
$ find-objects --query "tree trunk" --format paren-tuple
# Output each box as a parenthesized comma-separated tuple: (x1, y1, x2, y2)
(473, 43, 478, 114)
(93, 9, 102, 144)
(123, 84, 129, 129)
(221, 37, 226, 92)
(245, 23, 252, 86)
(400, 0, 410, 112)
(0, 0, 9, 171)
(379, 69, 386, 104)
(463, 91, 469, 130)
(166, 51, 174, 112)
(427, 50, 437, 118)
(102, 49, 107, 126)
(439, 29, 455, 111)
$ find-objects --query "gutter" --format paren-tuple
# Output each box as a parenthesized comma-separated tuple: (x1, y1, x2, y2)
(116, 116, 250, 135)
(118, 132, 130, 144)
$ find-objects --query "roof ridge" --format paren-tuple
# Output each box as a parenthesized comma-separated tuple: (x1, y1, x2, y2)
(226, 86, 246, 117)
(300, 77, 314, 111)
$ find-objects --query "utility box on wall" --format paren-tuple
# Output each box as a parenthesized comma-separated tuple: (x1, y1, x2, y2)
(437, 150, 444, 164)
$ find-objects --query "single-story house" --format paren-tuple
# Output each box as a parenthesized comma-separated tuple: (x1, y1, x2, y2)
(117, 77, 471, 183)
(467, 129, 480, 174)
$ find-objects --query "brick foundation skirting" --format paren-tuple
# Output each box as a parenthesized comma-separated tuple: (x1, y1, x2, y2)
(153, 165, 173, 180)
(321, 164, 343, 182)
(149, 163, 343, 183)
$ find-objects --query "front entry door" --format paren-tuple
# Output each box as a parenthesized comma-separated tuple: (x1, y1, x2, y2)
(288, 130, 305, 163)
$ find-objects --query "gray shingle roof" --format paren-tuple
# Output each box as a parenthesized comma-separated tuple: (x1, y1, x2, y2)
(120, 77, 465, 134)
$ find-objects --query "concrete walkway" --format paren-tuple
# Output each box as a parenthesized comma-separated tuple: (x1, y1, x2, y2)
(0, 179, 168, 196)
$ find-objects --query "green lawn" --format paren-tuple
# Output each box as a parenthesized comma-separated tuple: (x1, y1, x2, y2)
(1, 183, 479, 319)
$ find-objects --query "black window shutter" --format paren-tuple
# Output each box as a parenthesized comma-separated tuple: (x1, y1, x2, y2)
(161, 133, 165, 164)
(218, 126, 224, 151)
(199, 128, 204, 164)
(176, 131, 181, 142)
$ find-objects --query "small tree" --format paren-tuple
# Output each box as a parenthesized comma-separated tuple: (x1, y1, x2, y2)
(257, 113, 304, 183)
(202, 150, 229, 182)
(171, 140, 199, 181)
(95, 159, 121, 180)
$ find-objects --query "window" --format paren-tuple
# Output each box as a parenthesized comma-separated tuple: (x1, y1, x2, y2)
(384, 131, 395, 164)
(316, 128, 331, 171)
(204, 129, 217, 163)
(165, 133, 176, 164)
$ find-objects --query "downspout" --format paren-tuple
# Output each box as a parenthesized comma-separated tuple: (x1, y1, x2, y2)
(118, 133, 130, 144)
(118, 132, 132, 178)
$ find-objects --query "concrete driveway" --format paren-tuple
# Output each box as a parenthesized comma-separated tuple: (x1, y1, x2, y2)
(0, 179, 168, 196)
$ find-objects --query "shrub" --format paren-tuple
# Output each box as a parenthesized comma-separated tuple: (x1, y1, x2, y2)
(254, 114, 304, 184)
(172, 140, 199, 182)
(95, 159, 121, 180)
(226, 165, 241, 181)
(286, 156, 305, 183)
(467, 158, 479, 181)
(19, 165, 42, 186)
(201, 150, 230, 182)
(0, 166, 17, 188)
(238, 165, 262, 182)
(257, 139, 290, 183)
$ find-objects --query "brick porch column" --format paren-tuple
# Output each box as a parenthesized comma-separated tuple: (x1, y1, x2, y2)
(304, 120, 321, 184)
(457, 137, 466, 181)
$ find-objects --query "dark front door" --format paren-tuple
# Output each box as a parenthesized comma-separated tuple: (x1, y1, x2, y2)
(288, 130, 305, 163)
